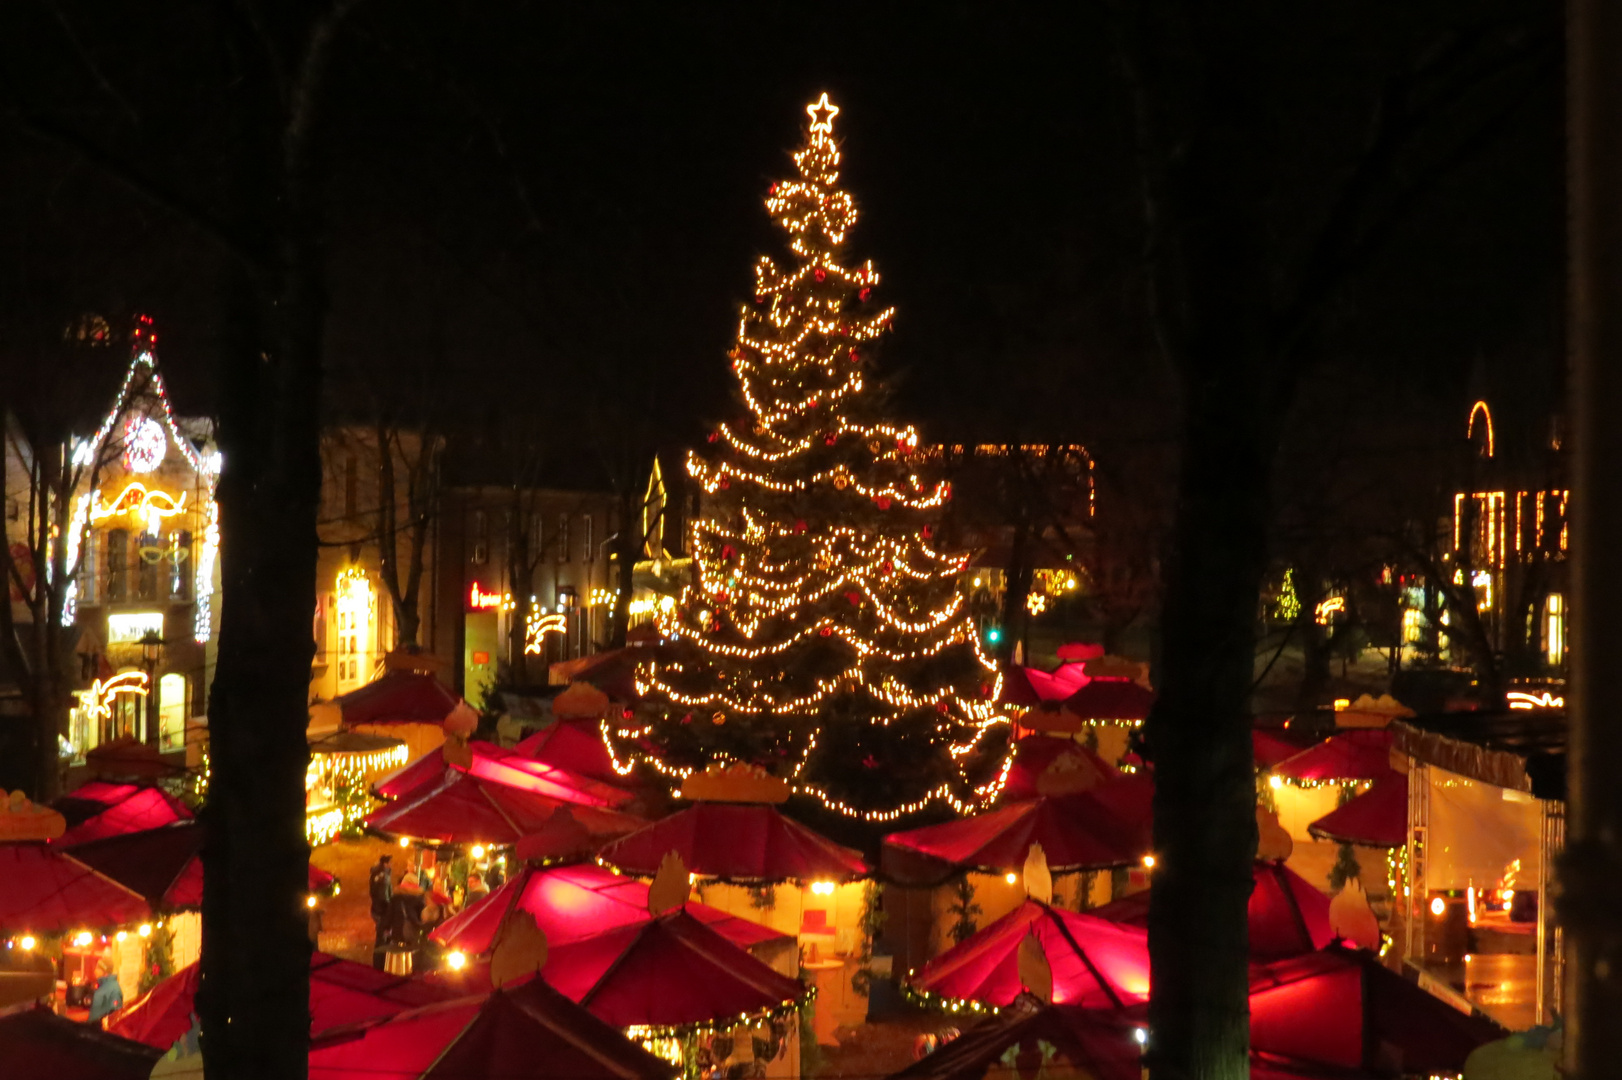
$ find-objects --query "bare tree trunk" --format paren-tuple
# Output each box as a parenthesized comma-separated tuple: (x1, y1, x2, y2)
(1562, 0, 1622, 1070)
(1145, 390, 1270, 1080)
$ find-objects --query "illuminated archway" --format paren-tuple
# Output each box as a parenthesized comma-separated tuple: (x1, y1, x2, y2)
(1467, 400, 1495, 458)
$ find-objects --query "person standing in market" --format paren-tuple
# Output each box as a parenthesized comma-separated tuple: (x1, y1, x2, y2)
(369, 853, 393, 969)
(87, 958, 122, 1026)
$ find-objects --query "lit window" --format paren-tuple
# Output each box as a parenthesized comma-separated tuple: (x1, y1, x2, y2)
(1546, 593, 1565, 666)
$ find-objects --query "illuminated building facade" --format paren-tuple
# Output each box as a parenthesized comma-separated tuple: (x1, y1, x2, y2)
(1447, 399, 1569, 672)
(49, 325, 222, 759)
(432, 485, 622, 701)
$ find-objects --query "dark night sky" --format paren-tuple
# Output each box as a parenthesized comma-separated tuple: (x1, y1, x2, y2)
(0, 3, 1564, 474)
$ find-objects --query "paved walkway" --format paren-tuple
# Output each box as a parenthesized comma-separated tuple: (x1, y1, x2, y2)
(311, 835, 395, 962)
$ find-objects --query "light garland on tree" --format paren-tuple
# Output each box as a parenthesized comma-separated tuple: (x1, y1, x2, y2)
(616, 95, 1008, 820)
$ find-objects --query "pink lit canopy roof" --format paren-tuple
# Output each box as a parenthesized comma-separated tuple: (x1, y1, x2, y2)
(545, 909, 805, 1029)
(52, 782, 192, 847)
(1307, 772, 1407, 849)
(1060, 678, 1155, 721)
(881, 776, 1154, 884)
(374, 740, 632, 808)
(306, 977, 675, 1080)
(908, 900, 1151, 1009)
(430, 861, 784, 961)
(1248, 947, 1503, 1075)
(66, 822, 334, 911)
(110, 953, 461, 1051)
(364, 764, 644, 847)
(513, 718, 627, 788)
(336, 672, 461, 727)
(1091, 860, 1335, 961)
(1272, 729, 1394, 783)
(597, 802, 869, 884)
(0, 842, 150, 935)
(999, 736, 1120, 802)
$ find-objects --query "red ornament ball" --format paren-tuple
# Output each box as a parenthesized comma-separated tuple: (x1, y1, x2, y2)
(824, 434, 837, 446)
(845, 590, 861, 604)
(719, 479, 730, 490)
(980, 683, 994, 698)
(858, 288, 871, 301)
(793, 519, 807, 533)
(681, 713, 693, 725)
(875, 496, 892, 510)
(768, 181, 779, 194)
(813, 267, 827, 282)
(707, 432, 718, 443)
(922, 525, 933, 539)
(721, 544, 735, 559)
(819, 626, 834, 637)
(936, 700, 951, 714)
(622, 707, 635, 719)
(849, 348, 860, 361)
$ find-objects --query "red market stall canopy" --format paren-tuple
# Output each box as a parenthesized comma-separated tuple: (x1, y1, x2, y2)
(1248, 947, 1504, 1075)
(1061, 678, 1155, 722)
(336, 671, 461, 727)
(1308, 773, 1408, 849)
(598, 802, 869, 884)
(1273, 729, 1394, 783)
(882, 777, 1154, 885)
(999, 736, 1120, 802)
(0, 842, 149, 935)
(514, 718, 627, 788)
(66, 822, 335, 910)
(888, 996, 1371, 1080)
(907, 901, 1151, 1010)
(430, 862, 785, 966)
(307, 977, 676, 1080)
(545, 909, 805, 1029)
(0, 1007, 163, 1080)
(110, 953, 462, 1051)
(52, 782, 191, 847)
(364, 763, 645, 847)
(1091, 861, 1336, 961)
(374, 740, 632, 809)
(1000, 662, 1090, 708)
(1254, 728, 1315, 770)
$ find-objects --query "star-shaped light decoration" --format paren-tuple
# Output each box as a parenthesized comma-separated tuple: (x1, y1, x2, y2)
(806, 92, 839, 133)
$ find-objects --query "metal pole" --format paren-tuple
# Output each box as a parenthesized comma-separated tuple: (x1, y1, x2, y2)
(1561, 0, 1622, 1071)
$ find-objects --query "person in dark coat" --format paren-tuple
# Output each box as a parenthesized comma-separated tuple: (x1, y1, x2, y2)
(369, 853, 394, 968)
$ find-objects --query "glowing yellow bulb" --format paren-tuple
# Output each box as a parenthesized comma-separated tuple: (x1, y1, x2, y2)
(305, 895, 318, 909)
(446, 950, 467, 971)
(115, 931, 127, 942)
(72, 931, 92, 947)
(1004, 873, 1017, 885)
(138, 923, 153, 938)
(1142, 855, 1156, 869)
(19, 935, 36, 951)
(399, 837, 411, 848)
(470, 845, 486, 860)
(810, 880, 835, 896)
(1430, 897, 1447, 917)
(1268, 774, 1283, 790)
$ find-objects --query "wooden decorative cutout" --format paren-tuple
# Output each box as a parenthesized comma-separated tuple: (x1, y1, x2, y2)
(489, 909, 549, 989)
(648, 850, 689, 916)
(1328, 878, 1382, 950)
(680, 762, 791, 804)
(1017, 930, 1053, 1004)
(0, 791, 65, 841)
(1023, 842, 1053, 906)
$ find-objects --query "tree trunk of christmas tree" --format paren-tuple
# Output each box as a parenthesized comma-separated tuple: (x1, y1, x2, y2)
(1145, 384, 1273, 1080)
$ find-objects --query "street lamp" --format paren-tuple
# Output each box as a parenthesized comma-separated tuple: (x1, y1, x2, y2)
(139, 629, 165, 751)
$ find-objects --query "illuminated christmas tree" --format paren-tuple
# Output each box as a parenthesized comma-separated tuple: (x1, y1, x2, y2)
(633, 94, 1008, 820)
